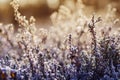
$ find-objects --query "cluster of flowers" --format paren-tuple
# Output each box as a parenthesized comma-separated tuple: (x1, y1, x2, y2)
(0, 0, 119, 80)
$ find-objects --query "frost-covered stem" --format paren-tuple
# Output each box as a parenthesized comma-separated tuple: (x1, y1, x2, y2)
(88, 15, 101, 79)
(38, 53, 46, 78)
(54, 64, 57, 78)
(88, 15, 97, 55)
(27, 55, 34, 77)
(68, 34, 72, 51)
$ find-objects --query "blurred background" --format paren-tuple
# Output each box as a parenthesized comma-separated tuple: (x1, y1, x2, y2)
(0, 0, 120, 28)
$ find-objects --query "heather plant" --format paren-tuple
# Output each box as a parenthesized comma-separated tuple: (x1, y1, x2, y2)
(0, 0, 119, 80)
